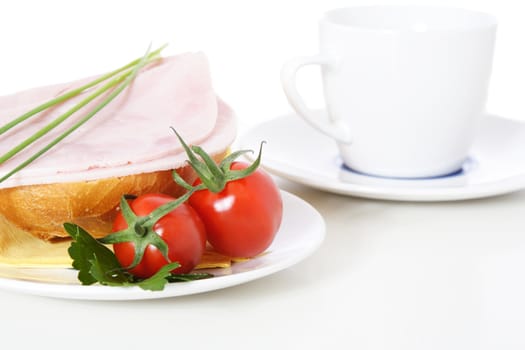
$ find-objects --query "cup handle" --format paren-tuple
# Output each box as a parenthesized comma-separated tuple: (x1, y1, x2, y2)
(281, 54, 352, 144)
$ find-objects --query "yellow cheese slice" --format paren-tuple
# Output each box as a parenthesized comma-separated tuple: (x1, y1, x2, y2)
(0, 214, 239, 270)
(0, 215, 71, 267)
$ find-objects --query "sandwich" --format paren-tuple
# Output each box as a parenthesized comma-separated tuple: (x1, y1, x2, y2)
(0, 52, 236, 267)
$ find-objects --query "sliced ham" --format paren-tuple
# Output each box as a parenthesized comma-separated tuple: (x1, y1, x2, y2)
(0, 52, 236, 189)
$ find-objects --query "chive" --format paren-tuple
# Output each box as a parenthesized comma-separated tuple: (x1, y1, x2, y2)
(0, 44, 166, 137)
(0, 72, 130, 165)
(0, 44, 158, 183)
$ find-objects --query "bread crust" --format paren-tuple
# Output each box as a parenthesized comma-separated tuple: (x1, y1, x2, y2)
(0, 151, 226, 241)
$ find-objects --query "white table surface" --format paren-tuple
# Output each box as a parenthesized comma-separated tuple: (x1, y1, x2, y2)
(1, 1, 525, 349)
(1, 179, 524, 349)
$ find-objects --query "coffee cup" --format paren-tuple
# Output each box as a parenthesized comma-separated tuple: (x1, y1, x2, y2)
(281, 6, 497, 178)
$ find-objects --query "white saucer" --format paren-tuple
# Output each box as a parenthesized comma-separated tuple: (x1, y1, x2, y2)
(239, 112, 525, 201)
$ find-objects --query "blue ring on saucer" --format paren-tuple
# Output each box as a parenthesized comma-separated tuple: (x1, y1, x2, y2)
(340, 157, 477, 181)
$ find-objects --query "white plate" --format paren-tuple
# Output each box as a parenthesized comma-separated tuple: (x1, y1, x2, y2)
(240, 112, 525, 201)
(0, 191, 325, 300)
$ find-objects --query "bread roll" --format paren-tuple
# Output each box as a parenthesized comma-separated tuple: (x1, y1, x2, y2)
(0, 151, 227, 267)
(0, 151, 226, 241)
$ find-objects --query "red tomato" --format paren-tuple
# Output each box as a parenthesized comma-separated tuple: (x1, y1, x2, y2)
(112, 193, 206, 278)
(189, 162, 283, 258)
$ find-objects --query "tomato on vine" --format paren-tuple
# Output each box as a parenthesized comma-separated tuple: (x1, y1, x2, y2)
(101, 193, 206, 279)
(96, 130, 282, 282)
(173, 131, 283, 258)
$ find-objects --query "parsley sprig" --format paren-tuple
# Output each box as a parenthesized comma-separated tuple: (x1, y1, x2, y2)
(64, 223, 211, 291)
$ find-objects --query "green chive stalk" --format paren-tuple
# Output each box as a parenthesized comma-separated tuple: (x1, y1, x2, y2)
(0, 44, 166, 137)
(0, 44, 162, 183)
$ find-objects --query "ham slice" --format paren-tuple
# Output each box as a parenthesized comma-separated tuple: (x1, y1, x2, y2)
(0, 53, 236, 189)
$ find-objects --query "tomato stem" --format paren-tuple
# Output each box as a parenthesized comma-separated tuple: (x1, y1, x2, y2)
(142, 187, 200, 227)
(171, 128, 265, 193)
(98, 188, 199, 270)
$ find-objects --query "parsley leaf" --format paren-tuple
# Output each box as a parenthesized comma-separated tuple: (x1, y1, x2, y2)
(64, 223, 212, 291)
(134, 263, 182, 291)
(65, 222, 121, 285)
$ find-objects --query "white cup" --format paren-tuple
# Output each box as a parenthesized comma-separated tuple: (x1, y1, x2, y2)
(281, 6, 497, 178)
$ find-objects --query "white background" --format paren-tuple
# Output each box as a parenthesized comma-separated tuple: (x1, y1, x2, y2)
(0, 1, 525, 349)
(0, 0, 524, 127)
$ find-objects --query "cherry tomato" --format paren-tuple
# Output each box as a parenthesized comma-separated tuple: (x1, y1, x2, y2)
(112, 193, 206, 278)
(189, 162, 283, 258)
